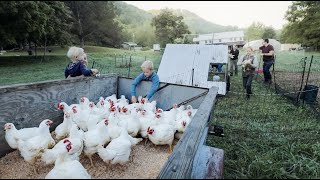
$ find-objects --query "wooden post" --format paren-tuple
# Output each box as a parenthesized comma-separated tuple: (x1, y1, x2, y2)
(128, 56, 132, 77)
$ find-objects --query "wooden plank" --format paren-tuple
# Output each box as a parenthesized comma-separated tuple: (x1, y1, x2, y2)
(192, 128, 224, 179)
(192, 145, 224, 179)
(157, 86, 219, 179)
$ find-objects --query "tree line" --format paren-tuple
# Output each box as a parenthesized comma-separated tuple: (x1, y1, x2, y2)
(0, 1, 190, 51)
(0, 1, 318, 51)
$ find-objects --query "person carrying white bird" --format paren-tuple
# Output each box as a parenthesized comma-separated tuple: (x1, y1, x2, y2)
(237, 46, 258, 100)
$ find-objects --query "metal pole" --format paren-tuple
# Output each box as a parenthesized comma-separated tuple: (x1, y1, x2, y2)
(145, 56, 146, 61)
(114, 54, 116, 67)
(192, 68, 194, 86)
(128, 55, 132, 77)
(273, 55, 277, 92)
(303, 55, 313, 104)
(126, 55, 128, 66)
(296, 57, 307, 104)
(92, 61, 95, 69)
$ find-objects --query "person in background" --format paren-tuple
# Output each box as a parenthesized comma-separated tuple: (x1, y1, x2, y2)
(131, 60, 160, 103)
(229, 44, 239, 76)
(259, 39, 275, 84)
(64, 47, 98, 79)
(237, 47, 258, 99)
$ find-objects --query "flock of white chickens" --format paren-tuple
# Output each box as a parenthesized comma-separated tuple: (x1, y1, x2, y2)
(4, 94, 197, 179)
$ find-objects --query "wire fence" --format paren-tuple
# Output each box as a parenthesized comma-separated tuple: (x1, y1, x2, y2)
(250, 55, 320, 113)
(90, 51, 319, 115)
(88, 53, 161, 78)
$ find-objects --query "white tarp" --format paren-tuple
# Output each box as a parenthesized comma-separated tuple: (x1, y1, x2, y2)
(157, 44, 228, 95)
(243, 39, 281, 52)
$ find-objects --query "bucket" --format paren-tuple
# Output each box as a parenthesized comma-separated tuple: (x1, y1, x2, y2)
(300, 85, 319, 104)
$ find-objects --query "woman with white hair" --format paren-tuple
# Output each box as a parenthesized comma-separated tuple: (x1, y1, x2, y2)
(131, 60, 160, 103)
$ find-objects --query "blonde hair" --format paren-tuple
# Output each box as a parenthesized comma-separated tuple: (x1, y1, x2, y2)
(67, 46, 84, 62)
(141, 60, 153, 70)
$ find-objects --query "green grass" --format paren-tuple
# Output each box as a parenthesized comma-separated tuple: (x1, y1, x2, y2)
(206, 75, 320, 179)
(0, 46, 162, 86)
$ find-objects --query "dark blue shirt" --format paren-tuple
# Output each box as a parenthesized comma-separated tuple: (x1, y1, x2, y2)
(131, 72, 160, 100)
(64, 61, 92, 78)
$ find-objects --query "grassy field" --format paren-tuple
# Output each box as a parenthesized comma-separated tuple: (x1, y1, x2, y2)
(1, 46, 319, 178)
(0, 46, 162, 86)
(207, 75, 320, 179)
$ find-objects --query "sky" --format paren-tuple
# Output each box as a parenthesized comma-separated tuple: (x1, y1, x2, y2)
(124, 1, 292, 30)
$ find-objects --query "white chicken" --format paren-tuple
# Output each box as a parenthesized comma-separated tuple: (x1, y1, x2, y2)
(4, 119, 56, 149)
(85, 102, 106, 131)
(138, 111, 159, 139)
(105, 94, 117, 104)
(147, 124, 175, 153)
(45, 139, 91, 179)
(79, 96, 90, 111)
(97, 128, 142, 165)
(143, 100, 157, 113)
(117, 110, 141, 137)
(175, 114, 192, 133)
(155, 109, 176, 127)
(55, 111, 76, 140)
(185, 105, 198, 118)
(57, 102, 77, 113)
(83, 119, 110, 167)
(17, 119, 56, 174)
(42, 124, 84, 165)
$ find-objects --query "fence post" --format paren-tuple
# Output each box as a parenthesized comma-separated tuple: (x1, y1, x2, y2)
(114, 54, 116, 67)
(128, 55, 132, 77)
(302, 55, 314, 104)
(122, 55, 124, 66)
(192, 68, 194, 86)
(91, 60, 95, 69)
(296, 57, 307, 104)
(273, 55, 277, 92)
(145, 56, 146, 61)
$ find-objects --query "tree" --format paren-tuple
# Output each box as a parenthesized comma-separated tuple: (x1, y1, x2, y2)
(282, 1, 320, 48)
(0, 1, 72, 51)
(151, 9, 190, 47)
(132, 22, 156, 47)
(64, 1, 123, 48)
(262, 26, 276, 39)
(244, 22, 265, 41)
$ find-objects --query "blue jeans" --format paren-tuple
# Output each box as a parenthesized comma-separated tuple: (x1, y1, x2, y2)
(263, 61, 274, 81)
(212, 65, 223, 72)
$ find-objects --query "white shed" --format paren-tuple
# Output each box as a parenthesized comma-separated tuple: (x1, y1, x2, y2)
(157, 44, 228, 95)
(193, 31, 245, 46)
(153, 44, 161, 51)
